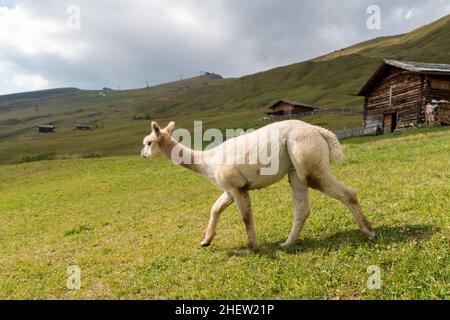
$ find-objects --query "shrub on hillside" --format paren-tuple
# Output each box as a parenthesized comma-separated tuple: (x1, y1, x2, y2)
(21, 153, 56, 163)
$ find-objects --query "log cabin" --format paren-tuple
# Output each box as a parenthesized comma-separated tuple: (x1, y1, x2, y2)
(38, 125, 56, 133)
(266, 100, 317, 117)
(75, 124, 91, 130)
(359, 60, 450, 133)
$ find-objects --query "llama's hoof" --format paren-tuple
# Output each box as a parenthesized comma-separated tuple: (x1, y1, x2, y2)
(200, 241, 211, 247)
(367, 231, 377, 241)
(248, 243, 259, 252)
(280, 241, 296, 248)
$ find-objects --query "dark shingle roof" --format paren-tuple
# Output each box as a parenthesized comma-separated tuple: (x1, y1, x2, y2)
(359, 59, 450, 96)
(384, 60, 450, 74)
(269, 99, 316, 110)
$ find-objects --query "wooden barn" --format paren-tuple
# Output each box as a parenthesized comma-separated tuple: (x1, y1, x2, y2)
(266, 100, 316, 117)
(38, 125, 56, 133)
(75, 124, 91, 130)
(359, 59, 450, 133)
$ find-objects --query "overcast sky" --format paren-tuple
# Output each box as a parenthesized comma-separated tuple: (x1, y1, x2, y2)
(0, 0, 449, 95)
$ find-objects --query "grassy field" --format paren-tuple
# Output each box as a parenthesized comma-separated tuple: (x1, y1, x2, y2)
(0, 126, 448, 300)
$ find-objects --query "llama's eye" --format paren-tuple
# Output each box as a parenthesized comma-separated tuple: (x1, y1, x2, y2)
(147, 142, 152, 146)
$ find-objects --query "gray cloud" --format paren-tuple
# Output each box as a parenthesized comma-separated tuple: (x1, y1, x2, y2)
(0, 0, 449, 94)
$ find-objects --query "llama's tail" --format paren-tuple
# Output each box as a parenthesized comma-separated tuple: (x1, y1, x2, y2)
(316, 127, 344, 164)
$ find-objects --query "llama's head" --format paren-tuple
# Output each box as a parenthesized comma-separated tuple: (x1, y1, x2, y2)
(141, 121, 175, 159)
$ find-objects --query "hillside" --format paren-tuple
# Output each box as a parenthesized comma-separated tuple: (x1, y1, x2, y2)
(0, 14, 449, 164)
(0, 127, 448, 299)
(0, 88, 84, 107)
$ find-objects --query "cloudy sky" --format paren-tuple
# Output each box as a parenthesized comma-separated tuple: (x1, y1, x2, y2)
(0, 0, 449, 95)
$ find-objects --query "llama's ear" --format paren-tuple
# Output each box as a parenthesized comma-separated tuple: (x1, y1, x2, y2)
(151, 121, 161, 136)
(165, 121, 175, 135)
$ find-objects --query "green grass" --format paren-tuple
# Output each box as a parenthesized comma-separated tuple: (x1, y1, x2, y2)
(0, 126, 448, 300)
(1, 14, 450, 164)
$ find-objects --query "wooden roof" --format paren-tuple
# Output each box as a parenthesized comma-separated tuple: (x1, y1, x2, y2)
(358, 59, 450, 96)
(269, 99, 316, 110)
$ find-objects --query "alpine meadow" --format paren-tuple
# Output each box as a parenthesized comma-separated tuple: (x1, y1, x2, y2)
(0, 5, 449, 302)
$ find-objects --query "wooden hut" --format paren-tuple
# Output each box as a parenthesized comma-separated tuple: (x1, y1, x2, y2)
(38, 125, 56, 133)
(75, 124, 91, 130)
(359, 60, 450, 133)
(266, 100, 316, 117)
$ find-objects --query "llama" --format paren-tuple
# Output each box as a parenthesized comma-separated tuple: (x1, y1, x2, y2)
(141, 120, 375, 251)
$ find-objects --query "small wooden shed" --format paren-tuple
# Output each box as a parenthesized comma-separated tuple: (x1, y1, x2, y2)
(38, 125, 56, 133)
(266, 100, 316, 117)
(75, 124, 91, 130)
(359, 60, 450, 133)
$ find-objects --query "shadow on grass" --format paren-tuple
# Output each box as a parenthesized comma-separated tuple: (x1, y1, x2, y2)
(227, 224, 437, 258)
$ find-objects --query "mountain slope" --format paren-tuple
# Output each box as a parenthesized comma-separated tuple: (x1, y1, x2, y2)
(0, 88, 83, 107)
(315, 14, 450, 62)
(0, 14, 449, 164)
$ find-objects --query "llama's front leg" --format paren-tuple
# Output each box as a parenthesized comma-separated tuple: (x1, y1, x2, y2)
(231, 189, 258, 251)
(282, 171, 310, 247)
(201, 192, 234, 247)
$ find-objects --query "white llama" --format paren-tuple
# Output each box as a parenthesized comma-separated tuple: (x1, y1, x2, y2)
(141, 120, 375, 251)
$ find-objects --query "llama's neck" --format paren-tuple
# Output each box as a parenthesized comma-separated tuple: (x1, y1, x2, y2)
(159, 135, 206, 174)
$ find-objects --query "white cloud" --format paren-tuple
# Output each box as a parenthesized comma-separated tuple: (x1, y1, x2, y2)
(0, 4, 88, 59)
(10, 74, 50, 91)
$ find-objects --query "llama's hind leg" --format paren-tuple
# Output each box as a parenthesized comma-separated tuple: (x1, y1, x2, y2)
(312, 173, 376, 240)
(230, 189, 258, 251)
(201, 192, 234, 247)
(282, 170, 311, 247)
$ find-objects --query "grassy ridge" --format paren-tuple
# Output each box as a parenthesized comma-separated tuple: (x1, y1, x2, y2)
(315, 14, 450, 62)
(0, 15, 449, 164)
(0, 126, 448, 299)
